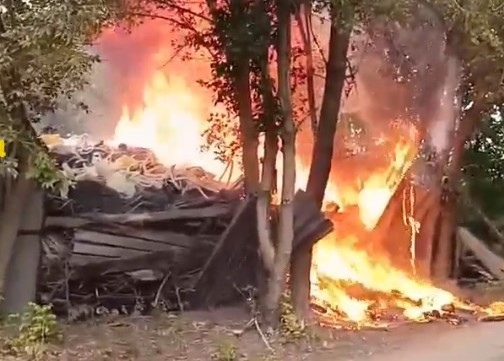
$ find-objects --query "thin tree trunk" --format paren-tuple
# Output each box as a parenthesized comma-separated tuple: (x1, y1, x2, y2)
(432, 105, 481, 280)
(207, 0, 260, 194)
(262, 0, 295, 327)
(432, 124, 469, 278)
(295, 2, 317, 135)
(236, 68, 260, 194)
(290, 14, 351, 320)
(416, 193, 442, 277)
(257, 130, 278, 274)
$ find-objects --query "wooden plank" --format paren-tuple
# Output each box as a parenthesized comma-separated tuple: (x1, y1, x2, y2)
(84, 225, 200, 248)
(45, 203, 234, 227)
(44, 219, 202, 248)
(193, 197, 256, 287)
(70, 248, 191, 279)
(294, 219, 333, 250)
(293, 190, 326, 232)
(72, 241, 148, 258)
(71, 254, 119, 266)
(457, 227, 504, 280)
(45, 217, 91, 228)
(292, 190, 334, 250)
(74, 230, 180, 252)
(191, 196, 257, 307)
(87, 205, 234, 224)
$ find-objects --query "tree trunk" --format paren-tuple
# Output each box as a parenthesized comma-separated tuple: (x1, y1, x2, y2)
(236, 68, 260, 194)
(207, 0, 260, 195)
(290, 14, 351, 320)
(431, 103, 481, 280)
(416, 192, 442, 277)
(262, 0, 295, 327)
(431, 121, 471, 279)
(257, 129, 278, 274)
(295, 2, 317, 135)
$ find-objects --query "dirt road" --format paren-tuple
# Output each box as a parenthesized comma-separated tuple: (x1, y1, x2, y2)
(3, 307, 503, 360)
(364, 321, 504, 361)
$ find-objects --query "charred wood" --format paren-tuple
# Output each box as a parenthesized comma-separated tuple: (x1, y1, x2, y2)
(190, 190, 333, 309)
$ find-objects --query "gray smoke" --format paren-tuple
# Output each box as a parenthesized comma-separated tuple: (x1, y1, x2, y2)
(341, 4, 460, 150)
(40, 54, 121, 138)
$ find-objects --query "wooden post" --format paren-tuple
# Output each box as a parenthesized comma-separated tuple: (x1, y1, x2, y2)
(1, 187, 44, 314)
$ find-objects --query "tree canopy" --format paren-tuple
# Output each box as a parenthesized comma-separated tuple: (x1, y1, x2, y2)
(0, 0, 122, 185)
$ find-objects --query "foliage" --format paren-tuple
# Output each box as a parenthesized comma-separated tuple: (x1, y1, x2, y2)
(426, 0, 504, 115)
(132, 0, 314, 163)
(198, 0, 282, 163)
(2, 303, 60, 358)
(463, 110, 504, 218)
(0, 0, 121, 117)
(0, 0, 123, 184)
(443, 0, 504, 225)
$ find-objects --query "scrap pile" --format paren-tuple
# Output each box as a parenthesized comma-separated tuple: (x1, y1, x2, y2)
(38, 134, 332, 319)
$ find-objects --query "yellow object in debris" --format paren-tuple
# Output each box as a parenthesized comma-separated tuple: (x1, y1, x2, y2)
(113, 155, 138, 170)
(0, 139, 5, 158)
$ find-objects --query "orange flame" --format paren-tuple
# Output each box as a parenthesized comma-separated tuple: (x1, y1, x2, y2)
(112, 71, 237, 180)
(306, 132, 462, 325)
(111, 66, 463, 325)
(100, 19, 501, 327)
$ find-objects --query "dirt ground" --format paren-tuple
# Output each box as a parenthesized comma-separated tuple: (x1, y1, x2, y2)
(3, 305, 494, 361)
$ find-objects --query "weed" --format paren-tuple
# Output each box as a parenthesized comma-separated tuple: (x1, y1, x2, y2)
(212, 339, 237, 361)
(2, 303, 61, 358)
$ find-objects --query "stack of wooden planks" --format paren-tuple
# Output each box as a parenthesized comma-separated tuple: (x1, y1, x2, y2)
(37, 136, 332, 319)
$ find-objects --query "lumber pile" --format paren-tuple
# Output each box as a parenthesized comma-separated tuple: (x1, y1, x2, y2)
(38, 135, 332, 319)
(456, 227, 504, 282)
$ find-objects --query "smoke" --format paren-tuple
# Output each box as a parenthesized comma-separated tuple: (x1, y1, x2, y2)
(339, 4, 460, 154)
(43, 3, 460, 168)
(43, 14, 212, 140)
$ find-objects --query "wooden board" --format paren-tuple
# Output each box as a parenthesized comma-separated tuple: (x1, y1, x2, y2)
(191, 190, 334, 308)
(457, 227, 504, 280)
(70, 248, 191, 279)
(87, 205, 234, 224)
(191, 196, 257, 307)
(72, 241, 148, 259)
(71, 253, 119, 266)
(74, 230, 182, 253)
(84, 226, 202, 248)
(45, 203, 235, 227)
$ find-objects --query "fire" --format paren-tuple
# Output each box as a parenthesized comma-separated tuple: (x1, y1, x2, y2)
(111, 64, 461, 325)
(97, 18, 500, 328)
(309, 134, 462, 326)
(112, 71, 235, 180)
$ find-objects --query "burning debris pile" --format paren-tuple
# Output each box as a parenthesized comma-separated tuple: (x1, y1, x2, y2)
(37, 134, 332, 320)
(32, 7, 504, 328)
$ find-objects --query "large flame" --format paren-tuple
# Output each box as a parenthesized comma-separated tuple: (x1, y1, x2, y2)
(112, 71, 232, 178)
(111, 65, 463, 325)
(309, 140, 458, 325)
(99, 18, 483, 327)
